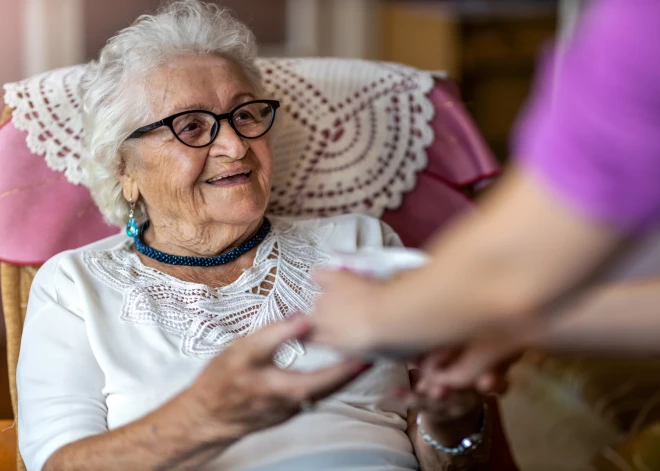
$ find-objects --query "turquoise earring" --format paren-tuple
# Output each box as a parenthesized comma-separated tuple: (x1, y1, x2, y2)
(126, 199, 139, 238)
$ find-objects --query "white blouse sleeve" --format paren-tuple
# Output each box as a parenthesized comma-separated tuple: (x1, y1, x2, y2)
(17, 255, 108, 471)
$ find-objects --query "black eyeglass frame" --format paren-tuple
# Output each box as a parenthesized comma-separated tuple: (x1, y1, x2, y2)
(127, 99, 281, 148)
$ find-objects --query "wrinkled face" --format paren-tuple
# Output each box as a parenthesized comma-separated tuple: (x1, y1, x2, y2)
(121, 55, 272, 230)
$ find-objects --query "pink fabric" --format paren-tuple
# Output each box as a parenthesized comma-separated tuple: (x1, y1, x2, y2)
(424, 80, 500, 190)
(0, 78, 498, 263)
(515, 0, 660, 233)
(382, 79, 499, 248)
(0, 120, 117, 264)
(382, 173, 476, 248)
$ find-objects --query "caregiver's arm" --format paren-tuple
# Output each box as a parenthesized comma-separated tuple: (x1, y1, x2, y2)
(311, 0, 660, 357)
(416, 278, 660, 390)
(311, 168, 622, 355)
(533, 278, 660, 355)
(396, 168, 622, 347)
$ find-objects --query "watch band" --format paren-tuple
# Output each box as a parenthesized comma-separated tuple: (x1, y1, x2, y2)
(416, 403, 488, 456)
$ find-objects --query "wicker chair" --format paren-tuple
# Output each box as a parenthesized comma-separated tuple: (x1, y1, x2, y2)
(0, 261, 32, 471)
(0, 102, 28, 471)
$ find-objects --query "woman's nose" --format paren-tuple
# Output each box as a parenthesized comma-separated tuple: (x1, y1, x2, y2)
(208, 122, 249, 160)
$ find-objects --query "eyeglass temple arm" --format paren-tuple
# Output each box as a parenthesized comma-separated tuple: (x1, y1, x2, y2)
(129, 120, 166, 139)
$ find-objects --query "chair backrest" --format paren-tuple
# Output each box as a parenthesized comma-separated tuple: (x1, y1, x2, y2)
(1, 58, 498, 264)
(0, 109, 29, 471)
(0, 58, 499, 471)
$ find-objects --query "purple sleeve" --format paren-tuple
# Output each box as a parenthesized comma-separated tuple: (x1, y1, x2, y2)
(514, 0, 660, 233)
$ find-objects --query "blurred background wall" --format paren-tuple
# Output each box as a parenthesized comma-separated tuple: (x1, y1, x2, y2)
(82, 0, 288, 60)
(0, 0, 22, 111)
(1, 0, 560, 160)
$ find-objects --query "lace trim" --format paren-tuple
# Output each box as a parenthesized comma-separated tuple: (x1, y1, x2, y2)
(3, 66, 88, 185)
(82, 218, 333, 367)
(3, 58, 438, 217)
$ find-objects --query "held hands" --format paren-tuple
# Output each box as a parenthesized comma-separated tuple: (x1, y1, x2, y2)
(185, 317, 371, 444)
(404, 368, 484, 443)
(416, 343, 522, 394)
(402, 350, 515, 454)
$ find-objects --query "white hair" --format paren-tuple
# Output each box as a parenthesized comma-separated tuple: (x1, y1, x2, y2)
(80, 0, 262, 227)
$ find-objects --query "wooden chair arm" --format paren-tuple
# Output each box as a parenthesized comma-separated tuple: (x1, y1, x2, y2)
(0, 420, 17, 471)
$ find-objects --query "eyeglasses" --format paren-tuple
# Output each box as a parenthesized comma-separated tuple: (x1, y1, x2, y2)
(128, 99, 280, 148)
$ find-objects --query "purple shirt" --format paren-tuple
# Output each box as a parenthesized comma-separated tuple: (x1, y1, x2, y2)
(515, 0, 660, 232)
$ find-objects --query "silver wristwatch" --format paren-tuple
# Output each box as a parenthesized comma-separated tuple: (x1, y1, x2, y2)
(416, 403, 488, 456)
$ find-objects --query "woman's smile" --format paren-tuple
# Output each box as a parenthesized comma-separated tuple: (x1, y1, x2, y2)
(205, 169, 252, 187)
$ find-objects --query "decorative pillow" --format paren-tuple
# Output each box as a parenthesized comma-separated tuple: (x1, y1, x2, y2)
(1, 58, 498, 263)
(0, 117, 117, 264)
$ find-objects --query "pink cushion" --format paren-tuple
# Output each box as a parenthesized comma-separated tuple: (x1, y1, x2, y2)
(424, 81, 499, 189)
(382, 173, 475, 248)
(0, 78, 497, 263)
(0, 120, 117, 264)
(382, 80, 499, 247)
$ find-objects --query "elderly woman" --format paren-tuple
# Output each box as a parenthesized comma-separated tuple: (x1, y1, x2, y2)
(17, 2, 496, 470)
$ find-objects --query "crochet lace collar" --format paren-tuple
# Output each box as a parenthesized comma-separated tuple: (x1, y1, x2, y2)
(83, 218, 333, 367)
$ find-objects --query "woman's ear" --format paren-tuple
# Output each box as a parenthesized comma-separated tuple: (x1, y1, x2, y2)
(121, 177, 140, 203)
(118, 151, 140, 202)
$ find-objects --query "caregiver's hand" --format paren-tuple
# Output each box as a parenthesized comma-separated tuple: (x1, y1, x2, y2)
(187, 317, 372, 441)
(310, 268, 409, 357)
(417, 340, 524, 393)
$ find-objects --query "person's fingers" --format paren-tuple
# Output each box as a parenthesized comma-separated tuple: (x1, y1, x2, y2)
(416, 348, 464, 393)
(240, 318, 313, 365)
(287, 311, 304, 322)
(311, 268, 343, 288)
(498, 351, 524, 372)
(408, 368, 422, 389)
(429, 384, 451, 400)
(285, 360, 373, 402)
(408, 388, 481, 423)
(312, 267, 370, 290)
(422, 348, 464, 369)
(424, 347, 497, 388)
(480, 373, 510, 395)
(476, 372, 503, 395)
(424, 341, 523, 389)
(472, 350, 520, 394)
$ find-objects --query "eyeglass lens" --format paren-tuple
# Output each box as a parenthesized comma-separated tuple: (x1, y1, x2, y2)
(171, 101, 274, 147)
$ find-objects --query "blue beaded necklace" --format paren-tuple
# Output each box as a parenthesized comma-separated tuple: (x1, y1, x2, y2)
(133, 217, 271, 267)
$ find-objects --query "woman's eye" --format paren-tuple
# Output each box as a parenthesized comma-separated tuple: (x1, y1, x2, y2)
(181, 122, 201, 133)
(235, 111, 254, 122)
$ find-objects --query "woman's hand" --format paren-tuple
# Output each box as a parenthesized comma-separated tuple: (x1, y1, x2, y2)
(405, 369, 484, 448)
(42, 318, 370, 471)
(185, 317, 371, 443)
(404, 369, 492, 470)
